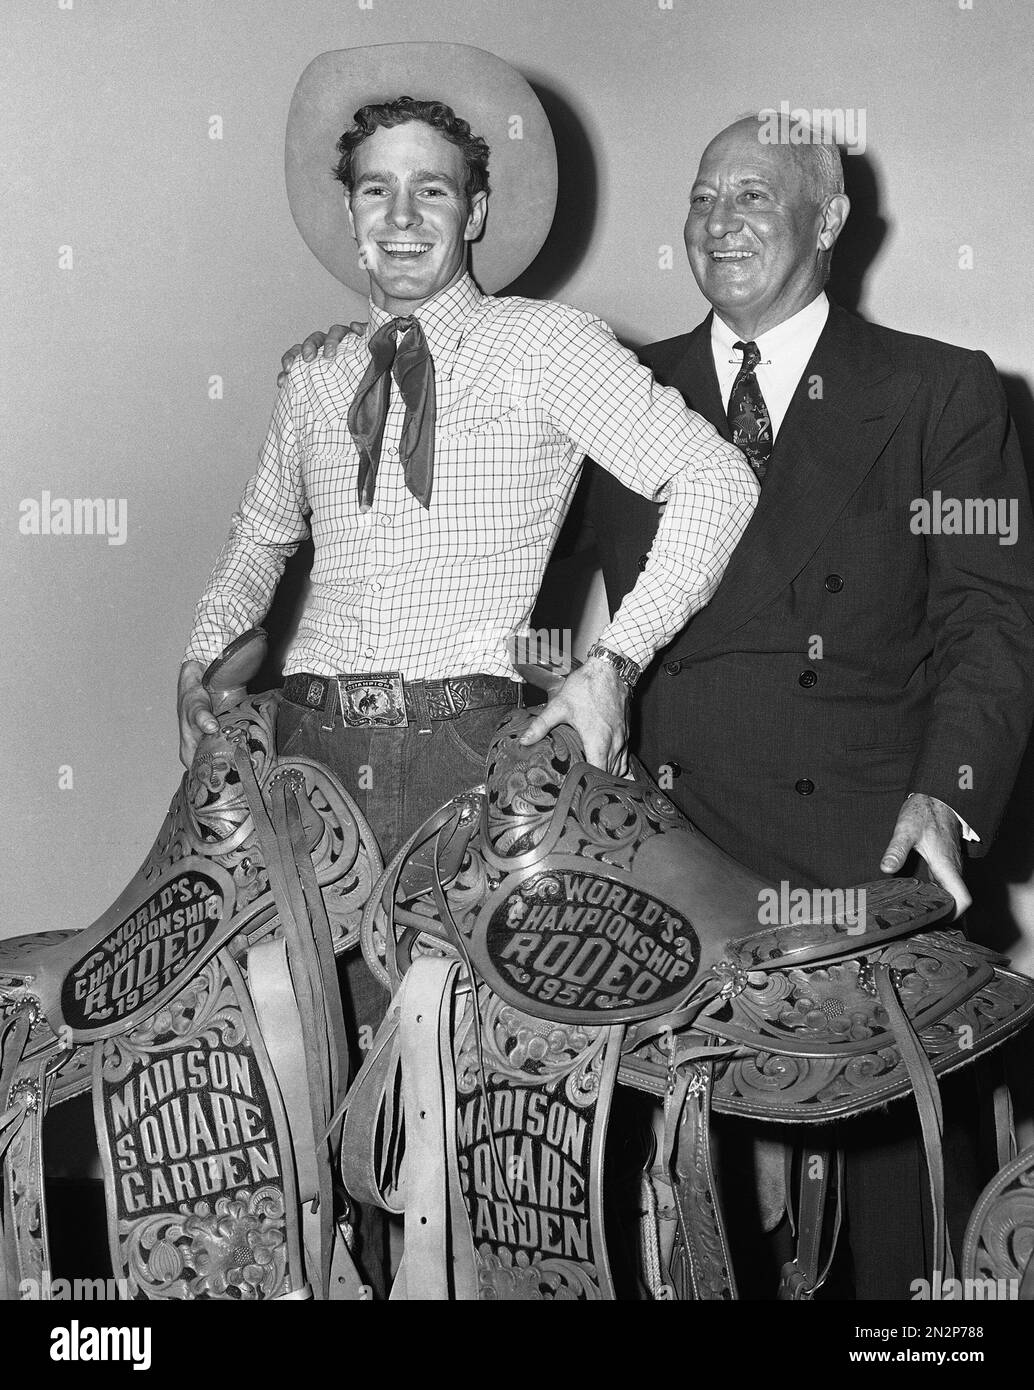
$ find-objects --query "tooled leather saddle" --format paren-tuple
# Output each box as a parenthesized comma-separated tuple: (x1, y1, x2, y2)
(342, 708, 1034, 1300)
(0, 633, 381, 1300)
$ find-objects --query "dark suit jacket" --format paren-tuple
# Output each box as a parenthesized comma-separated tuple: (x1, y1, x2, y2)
(583, 304, 1034, 888)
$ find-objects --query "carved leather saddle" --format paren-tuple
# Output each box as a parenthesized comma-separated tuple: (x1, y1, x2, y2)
(342, 710, 1034, 1300)
(0, 634, 381, 1300)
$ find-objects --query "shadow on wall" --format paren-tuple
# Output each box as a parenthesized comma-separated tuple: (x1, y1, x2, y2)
(828, 149, 888, 318)
(501, 80, 598, 301)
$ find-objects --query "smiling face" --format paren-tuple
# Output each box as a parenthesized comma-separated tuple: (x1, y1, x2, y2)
(346, 121, 488, 315)
(684, 120, 848, 339)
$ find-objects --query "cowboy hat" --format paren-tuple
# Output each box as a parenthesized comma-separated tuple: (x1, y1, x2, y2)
(285, 43, 558, 295)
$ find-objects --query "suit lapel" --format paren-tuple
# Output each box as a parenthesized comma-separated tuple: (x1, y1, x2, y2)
(662, 314, 728, 437)
(670, 306, 921, 658)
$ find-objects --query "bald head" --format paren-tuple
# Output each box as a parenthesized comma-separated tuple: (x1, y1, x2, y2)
(726, 113, 845, 203)
(683, 116, 850, 340)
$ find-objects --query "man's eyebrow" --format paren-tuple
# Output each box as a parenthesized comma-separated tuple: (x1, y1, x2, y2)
(353, 169, 397, 187)
(411, 168, 462, 188)
(691, 173, 776, 192)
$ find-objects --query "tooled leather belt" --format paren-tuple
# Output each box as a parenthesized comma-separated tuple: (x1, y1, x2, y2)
(282, 670, 522, 730)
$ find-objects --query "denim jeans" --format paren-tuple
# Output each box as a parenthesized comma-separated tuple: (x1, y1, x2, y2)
(275, 696, 513, 1292)
(276, 698, 511, 860)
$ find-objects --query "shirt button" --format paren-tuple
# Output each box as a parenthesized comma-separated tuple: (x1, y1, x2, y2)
(637, 553, 649, 571)
(377, 513, 390, 526)
(795, 778, 815, 796)
(664, 660, 682, 676)
(825, 574, 844, 593)
(369, 579, 382, 593)
(385, 446, 398, 458)
(798, 670, 818, 688)
(364, 647, 375, 658)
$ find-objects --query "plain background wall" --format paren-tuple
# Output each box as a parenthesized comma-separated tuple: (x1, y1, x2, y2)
(3, 0, 1033, 965)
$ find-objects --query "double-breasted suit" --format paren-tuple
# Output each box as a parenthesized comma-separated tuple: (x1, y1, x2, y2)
(585, 303, 1034, 890)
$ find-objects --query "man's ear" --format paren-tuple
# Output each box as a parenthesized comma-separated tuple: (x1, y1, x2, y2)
(346, 197, 357, 242)
(465, 190, 489, 243)
(818, 193, 850, 252)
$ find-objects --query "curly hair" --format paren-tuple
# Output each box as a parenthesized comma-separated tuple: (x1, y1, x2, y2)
(332, 97, 491, 203)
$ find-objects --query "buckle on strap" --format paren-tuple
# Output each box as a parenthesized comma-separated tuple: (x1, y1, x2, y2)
(336, 672, 409, 729)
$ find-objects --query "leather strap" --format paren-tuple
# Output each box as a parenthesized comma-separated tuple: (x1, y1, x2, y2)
(246, 937, 326, 1293)
(663, 1037, 740, 1300)
(0, 1010, 32, 1167)
(234, 745, 345, 1299)
(778, 1146, 843, 1299)
(874, 963, 953, 1291)
(390, 957, 477, 1301)
(360, 799, 469, 992)
(992, 1080, 1017, 1172)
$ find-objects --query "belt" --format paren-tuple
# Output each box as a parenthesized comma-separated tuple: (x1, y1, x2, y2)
(282, 670, 521, 730)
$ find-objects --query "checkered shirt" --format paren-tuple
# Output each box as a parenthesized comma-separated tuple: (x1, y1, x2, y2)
(186, 275, 757, 679)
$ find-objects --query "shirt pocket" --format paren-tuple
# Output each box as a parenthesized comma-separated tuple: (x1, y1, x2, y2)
(436, 388, 523, 440)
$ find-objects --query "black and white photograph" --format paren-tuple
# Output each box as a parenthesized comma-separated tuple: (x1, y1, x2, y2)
(3, 0, 1033, 1364)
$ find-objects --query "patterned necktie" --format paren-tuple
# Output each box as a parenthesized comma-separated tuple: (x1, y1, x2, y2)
(347, 316, 436, 511)
(727, 339, 773, 482)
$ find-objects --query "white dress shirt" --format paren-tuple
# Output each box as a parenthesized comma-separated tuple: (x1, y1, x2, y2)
(711, 292, 829, 438)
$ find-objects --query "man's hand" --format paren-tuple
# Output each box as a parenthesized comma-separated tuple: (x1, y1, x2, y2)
(518, 657, 630, 774)
(276, 322, 366, 388)
(177, 661, 220, 769)
(880, 792, 972, 918)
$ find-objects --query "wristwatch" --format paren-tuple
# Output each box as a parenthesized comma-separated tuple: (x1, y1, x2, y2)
(585, 642, 642, 690)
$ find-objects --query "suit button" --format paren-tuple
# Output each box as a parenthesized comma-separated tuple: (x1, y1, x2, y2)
(637, 553, 649, 571)
(661, 761, 682, 778)
(795, 778, 815, 795)
(664, 660, 682, 676)
(798, 670, 818, 688)
(825, 573, 844, 592)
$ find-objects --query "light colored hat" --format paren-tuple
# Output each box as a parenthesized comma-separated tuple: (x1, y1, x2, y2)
(285, 43, 558, 295)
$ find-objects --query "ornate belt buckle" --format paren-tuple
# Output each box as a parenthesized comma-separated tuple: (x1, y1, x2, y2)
(337, 671, 409, 729)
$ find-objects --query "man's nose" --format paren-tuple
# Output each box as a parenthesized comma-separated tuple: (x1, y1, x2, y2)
(387, 191, 421, 228)
(705, 194, 743, 239)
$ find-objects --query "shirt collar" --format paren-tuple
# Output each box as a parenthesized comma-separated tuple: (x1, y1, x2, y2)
(366, 273, 484, 367)
(711, 291, 829, 359)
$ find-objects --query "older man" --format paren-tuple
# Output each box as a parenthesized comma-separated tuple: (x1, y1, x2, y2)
(582, 115, 1034, 1297)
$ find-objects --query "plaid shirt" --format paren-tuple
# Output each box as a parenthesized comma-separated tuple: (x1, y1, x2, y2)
(186, 275, 757, 679)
